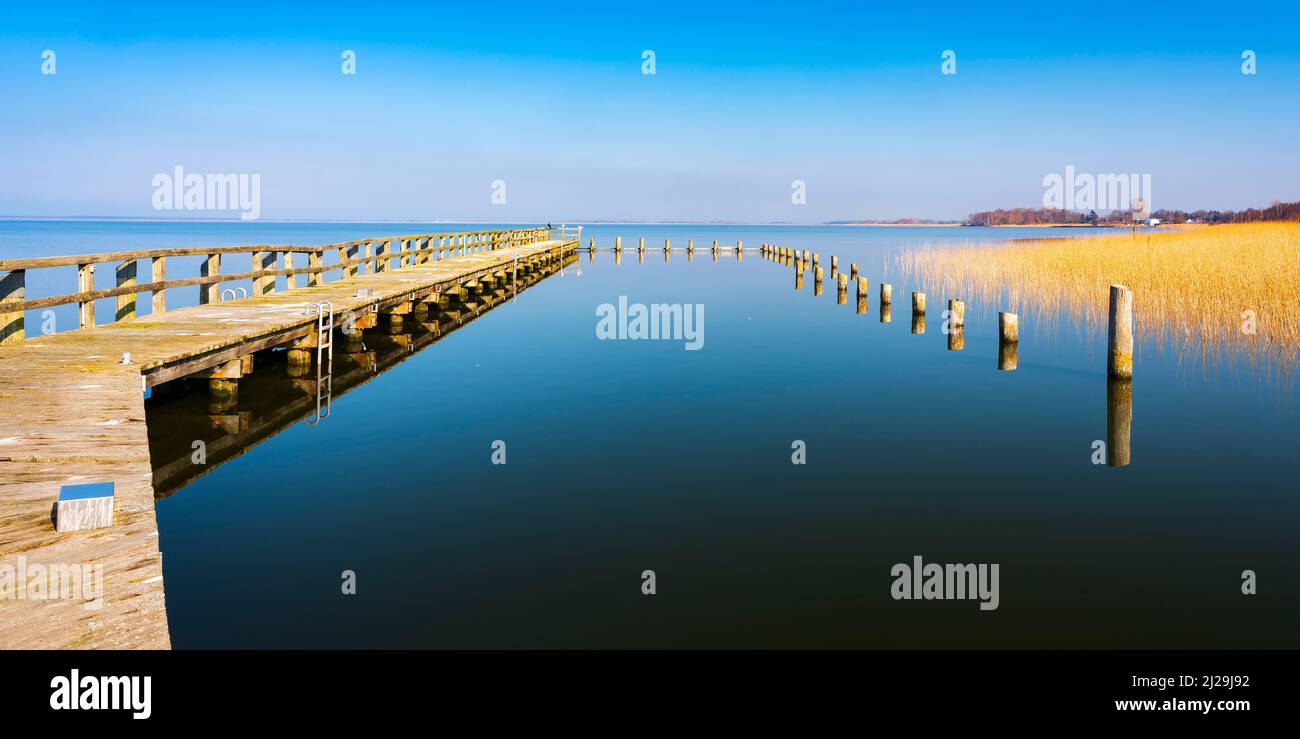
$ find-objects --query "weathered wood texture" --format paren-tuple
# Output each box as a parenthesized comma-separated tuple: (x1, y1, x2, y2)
(0, 237, 573, 649)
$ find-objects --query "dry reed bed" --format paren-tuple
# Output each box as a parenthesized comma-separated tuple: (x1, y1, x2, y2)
(898, 223, 1300, 379)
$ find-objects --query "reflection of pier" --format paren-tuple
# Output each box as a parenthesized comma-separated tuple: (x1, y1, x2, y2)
(148, 252, 572, 498)
(0, 226, 575, 649)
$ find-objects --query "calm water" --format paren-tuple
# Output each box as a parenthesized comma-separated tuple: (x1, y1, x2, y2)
(5, 221, 1297, 648)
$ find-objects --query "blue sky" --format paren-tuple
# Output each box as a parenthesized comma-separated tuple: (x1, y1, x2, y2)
(1, 0, 1297, 222)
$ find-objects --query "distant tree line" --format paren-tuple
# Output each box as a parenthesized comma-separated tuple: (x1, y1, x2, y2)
(965, 200, 1300, 226)
(1150, 200, 1300, 224)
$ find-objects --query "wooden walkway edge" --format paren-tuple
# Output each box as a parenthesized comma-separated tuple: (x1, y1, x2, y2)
(0, 237, 574, 649)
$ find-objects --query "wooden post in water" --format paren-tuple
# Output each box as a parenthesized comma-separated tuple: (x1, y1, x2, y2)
(688, 239, 694, 256)
(947, 299, 965, 351)
(856, 277, 868, 314)
(1107, 377, 1133, 467)
(836, 272, 848, 304)
(912, 291, 925, 314)
(880, 283, 892, 305)
(1107, 284, 1134, 379)
(77, 263, 95, 328)
(665, 238, 671, 254)
(0, 269, 24, 344)
(199, 254, 220, 304)
(999, 312, 1018, 343)
(795, 267, 804, 291)
(615, 236, 622, 254)
(151, 257, 167, 313)
(115, 260, 137, 322)
(850, 263, 858, 281)
(947, 299, 965, 329)
(814, 266, 824, 296)
(831, 255, 838, 276)
(998, 312, 1018, 371)
(639, 237, 645, 255)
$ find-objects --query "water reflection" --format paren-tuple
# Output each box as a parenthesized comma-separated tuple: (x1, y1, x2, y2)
(1107, 377, 1133, 467)
(147, 254, 575, 499)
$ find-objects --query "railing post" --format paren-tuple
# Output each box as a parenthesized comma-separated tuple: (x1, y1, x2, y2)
(77, 263, 95, 328)
(308, 251, 322, 287)
(341, 245, 357, 277)
(363, 242, 373, 273)
(115, 259, 137, 322)
(152, 256, 167, 313)
(285, 252, 297, 289)
(199, 253, 220, 304)
(253, 251, 275, 295)
(0, 269, 24, 345)
(400, 239, 411, 268)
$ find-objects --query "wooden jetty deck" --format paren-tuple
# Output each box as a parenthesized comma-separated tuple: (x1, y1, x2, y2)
(0, 227, 576, 649)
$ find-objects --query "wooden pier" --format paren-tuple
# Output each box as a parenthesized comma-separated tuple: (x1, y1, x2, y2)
(0, 227, 576, 649)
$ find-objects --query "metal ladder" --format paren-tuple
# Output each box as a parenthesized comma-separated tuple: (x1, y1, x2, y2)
(305, 302, 334, 425)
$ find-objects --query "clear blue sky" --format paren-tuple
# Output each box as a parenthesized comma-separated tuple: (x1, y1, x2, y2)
(2, 0, 1297, 222)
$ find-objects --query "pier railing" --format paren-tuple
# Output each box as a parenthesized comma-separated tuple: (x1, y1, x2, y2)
(0, 226, 554, 344)
(549, 224, 583, 244)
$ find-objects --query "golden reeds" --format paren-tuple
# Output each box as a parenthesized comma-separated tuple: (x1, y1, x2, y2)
(899, 223, 1300, 380)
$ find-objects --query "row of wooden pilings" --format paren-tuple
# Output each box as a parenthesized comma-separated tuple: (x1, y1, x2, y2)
(584, 236, 745, 263)
(757, 242, 1134, 378)
(760, 242, 1135, 466)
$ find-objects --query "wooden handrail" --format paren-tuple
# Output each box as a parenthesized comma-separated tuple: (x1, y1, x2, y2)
(0, 226, 559, 342)
(0, 228, 544, 271)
